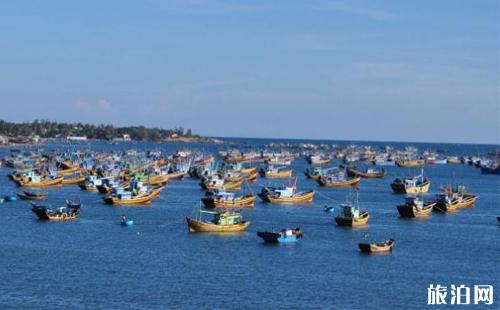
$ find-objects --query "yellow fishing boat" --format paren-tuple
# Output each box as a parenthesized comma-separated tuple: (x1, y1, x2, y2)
(307, 154, 332, 165)
(396, 159, 425, 168)
(103, 186, 162, 205)
(147, 175, 169, 186)
(186, 210, 251, 232)
(346, 166, 385, 179)
(15, 175, 63, 187)
(243, 171, 258, 182)
(56, 165, 81, 176)
(391, 173, 430, 194)
(259, 178, 314, 204)
(396, 196, 435, 218)
(62, 174, 86, 185)
(259, 166, 293, 178)
(240, 167, 257, 175)
(434, 185, 477, 212)
(334, 191, 369, 227)
(165, 171, 188, 180)
(200, 178, 242, 191)
(201, 191, 256, 208)
(317, 175, 361, 187)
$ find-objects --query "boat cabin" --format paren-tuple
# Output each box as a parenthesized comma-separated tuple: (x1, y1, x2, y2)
(340, 204, 360, 218)
(214, 212, 243, 225)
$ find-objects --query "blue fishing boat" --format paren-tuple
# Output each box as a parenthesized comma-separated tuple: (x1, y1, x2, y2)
(257, 228, 303, 243)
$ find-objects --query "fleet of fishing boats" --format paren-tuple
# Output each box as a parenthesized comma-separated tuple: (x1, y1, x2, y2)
(0, 143, 497, 252)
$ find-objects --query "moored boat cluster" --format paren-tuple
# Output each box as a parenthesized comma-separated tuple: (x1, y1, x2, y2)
(0, 142, 497, 251)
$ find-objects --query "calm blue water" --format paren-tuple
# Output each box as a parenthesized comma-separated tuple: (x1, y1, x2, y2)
(0, 139, 498, 309)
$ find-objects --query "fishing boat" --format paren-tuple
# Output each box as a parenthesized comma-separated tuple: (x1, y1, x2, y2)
(61, 173, 86, 185)
(103, 184, 162, 205)
(15, 173, 63, 187)
(165, 170, 188, 180)
(31, 202, 80, 221)
(264, 157, 292, 166)
(96, 178, 128, 194)
(259, 178, 314, 204)
(146, 174, 169, 186)
(201, 190, 256, 208)
(186, 210, 250, 233)
(17, 190, 48, 200)
(306, 154, 331, 165)
(304, 167, 338, 180)
(434, 185, 477, 212)
(396, 159, 425, 168)
(78, 175, 102, 191)
(257, 228, 303, 243)
(259, 166, 293, 178)
(358, 239, 394, 253)
(317, 170, 361, 187)
(222, 170, 245, 183)
(334, 191, 369, 227)
(390, 172, 430, 194)
(56, 164, 81, 176)
(200, 177, 242, 191)
(396, 196, 435, 218)
(347, 166, 385, 178)
(480, 162, 500, 175)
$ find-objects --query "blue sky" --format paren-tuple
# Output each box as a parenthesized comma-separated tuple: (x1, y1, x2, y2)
(0, 0, 498, 143)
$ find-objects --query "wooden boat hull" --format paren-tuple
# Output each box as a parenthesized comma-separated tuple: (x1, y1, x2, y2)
(309, 159, 331, 165)
(166, 171, 188, 180)
(261, 170, 293, 178)
(304, 172, 321, 180)
(62, 176, 86, 185)
(434, 195, 476, 212)
(79, 183, 97, 191)
(147, 175, 169, 186)
(240, 167, 257, 174)
(201, 195, 256, 208)
(261, 190, 315, 204)
(358, 239, 394, 253)
(335, 213, 369, 227)
(201, 181, 242, 191)
(17, 192, 47, 200)
(56, 166, 81, 176)
(104, 188, 162, 205)
(391, 182, 430, 194)
(397, 203, 434, 218)
(16, 177, 63, 187)
(396, 160, 425, 168)
(31, 207, 79, 221)
(186, 217, 250, 232)
(317, 177, 361, 187)
(347, 168, 385, 179)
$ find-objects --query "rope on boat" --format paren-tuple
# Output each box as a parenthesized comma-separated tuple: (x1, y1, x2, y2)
(315, 190, 337, 203)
